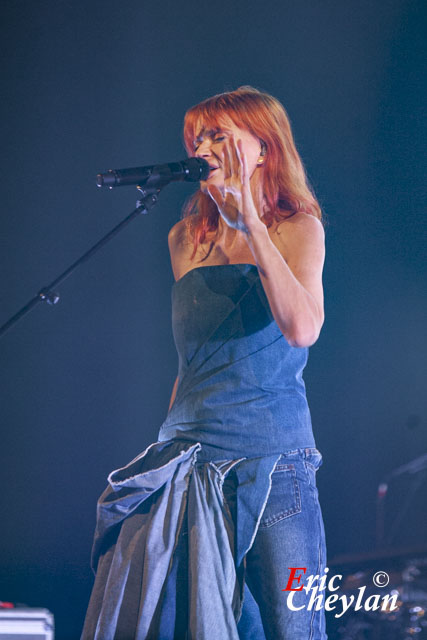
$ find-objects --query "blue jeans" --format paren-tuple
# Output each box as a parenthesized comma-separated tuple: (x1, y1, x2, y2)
(81, 444, 327, 639)
(222, 448, 327, 640)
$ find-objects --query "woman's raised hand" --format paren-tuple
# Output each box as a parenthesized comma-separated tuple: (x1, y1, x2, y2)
(206, 136, 263, 234)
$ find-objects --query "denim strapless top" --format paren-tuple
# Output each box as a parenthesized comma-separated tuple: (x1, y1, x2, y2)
(158, 263, 315, 460)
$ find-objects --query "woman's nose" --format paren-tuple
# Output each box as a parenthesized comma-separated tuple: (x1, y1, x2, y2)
(195, 140, 212, 157)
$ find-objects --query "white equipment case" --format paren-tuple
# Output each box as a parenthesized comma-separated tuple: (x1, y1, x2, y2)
(0, 608, 54, 639)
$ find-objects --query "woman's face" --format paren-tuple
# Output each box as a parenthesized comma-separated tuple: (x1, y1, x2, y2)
(193, 116, 263, 193)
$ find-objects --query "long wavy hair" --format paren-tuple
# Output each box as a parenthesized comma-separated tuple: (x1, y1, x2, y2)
(182, 86, 323, 260)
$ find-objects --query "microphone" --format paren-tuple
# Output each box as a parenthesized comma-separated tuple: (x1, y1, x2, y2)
(96, 157, 210, 189)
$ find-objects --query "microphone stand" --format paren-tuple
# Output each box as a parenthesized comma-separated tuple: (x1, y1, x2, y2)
(0, 185, 161, 339)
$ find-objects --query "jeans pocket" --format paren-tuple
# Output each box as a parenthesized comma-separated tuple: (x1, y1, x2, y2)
(258, 464, 301, 528)
(304, 449, 323, 488)
(304, 449, 323, 471)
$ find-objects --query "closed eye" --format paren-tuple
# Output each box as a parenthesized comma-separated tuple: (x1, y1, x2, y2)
(193, 130, 228, 150)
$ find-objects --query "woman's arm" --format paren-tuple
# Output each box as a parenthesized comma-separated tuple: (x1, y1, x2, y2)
(207, 136, 325, 348)
(245, 212, 325, 348)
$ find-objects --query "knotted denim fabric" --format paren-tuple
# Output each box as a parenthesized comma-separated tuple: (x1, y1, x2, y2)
(81, 439, 281, 639)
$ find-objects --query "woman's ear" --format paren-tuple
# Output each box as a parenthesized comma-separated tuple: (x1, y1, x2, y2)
(257, 140, 267, 165)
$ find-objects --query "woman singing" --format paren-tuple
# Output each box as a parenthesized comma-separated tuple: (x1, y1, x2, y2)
(82, 86, 327, 639)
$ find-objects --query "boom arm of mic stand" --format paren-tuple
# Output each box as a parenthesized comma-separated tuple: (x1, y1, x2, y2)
(0, 186, 161, 338)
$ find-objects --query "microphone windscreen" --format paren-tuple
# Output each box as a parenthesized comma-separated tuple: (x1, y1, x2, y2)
(184, 158, 210, 182)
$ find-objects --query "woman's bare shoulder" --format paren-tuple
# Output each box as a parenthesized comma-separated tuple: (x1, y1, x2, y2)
(272, 212, 324, 251)
(168, 218, 195, 280)
(273, 211, 324, 234)
(168, 218, 189, 246)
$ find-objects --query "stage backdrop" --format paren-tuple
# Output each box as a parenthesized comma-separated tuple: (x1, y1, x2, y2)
(1, 1, 425, 637)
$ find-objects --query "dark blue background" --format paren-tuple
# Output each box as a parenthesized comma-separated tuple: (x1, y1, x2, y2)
(1, 1, 426, 637)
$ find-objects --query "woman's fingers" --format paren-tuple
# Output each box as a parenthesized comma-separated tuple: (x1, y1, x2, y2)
(208, 138, 255, 230)
(222, 135, 241, 182)
(223, 137, 231, 179)
(236, 139, 247, 183)
(228, 135, 241, 179)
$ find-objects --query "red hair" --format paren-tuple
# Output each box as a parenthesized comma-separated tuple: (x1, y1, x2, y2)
(182, 86, 323, 260)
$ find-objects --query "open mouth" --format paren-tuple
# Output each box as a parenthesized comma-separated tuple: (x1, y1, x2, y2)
(201, 166, 220, 181)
